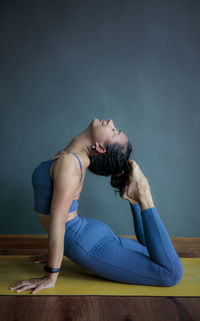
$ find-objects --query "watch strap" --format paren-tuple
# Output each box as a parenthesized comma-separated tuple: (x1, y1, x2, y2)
(43, 264, 61, 273)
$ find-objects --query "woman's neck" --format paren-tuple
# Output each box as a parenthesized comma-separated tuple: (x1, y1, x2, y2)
(56, 131, 92, 165)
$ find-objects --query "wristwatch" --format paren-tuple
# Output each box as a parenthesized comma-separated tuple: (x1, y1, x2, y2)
(43, 264, 61, 273)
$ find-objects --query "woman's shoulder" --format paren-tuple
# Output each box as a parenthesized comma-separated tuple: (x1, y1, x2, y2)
(73, 152, 90, 167)
(56, 152, 88, 166)
(58, 152, 90, 169)
(51, 153, 89, 178)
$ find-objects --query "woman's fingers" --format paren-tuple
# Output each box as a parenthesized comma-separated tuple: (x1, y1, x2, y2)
(10, 278, 36, 290)
(16, 285, 38, 293)
(27, 255, 48, 264)
(10, 282, 29, 290)
(128, 159, 139, 168)
(10, 276, 56, 295)
(10, 280, 38, 292)
(27, 256, 39, 263)
(128, 159, 135, 165)
(126, 160, 135, 174)
(28, 255, 41, 260)
(32, 286, 42, 294)
(15, 284, 34, 292)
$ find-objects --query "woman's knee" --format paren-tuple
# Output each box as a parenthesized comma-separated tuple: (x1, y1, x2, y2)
(171, 260, 183, 286)
(162, 259, 183, 287)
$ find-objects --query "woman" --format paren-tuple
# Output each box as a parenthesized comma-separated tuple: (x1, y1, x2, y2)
(10, 118, 183, 294)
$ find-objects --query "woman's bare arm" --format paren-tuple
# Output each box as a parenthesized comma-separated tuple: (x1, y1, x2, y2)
(44, 155, 81, 282)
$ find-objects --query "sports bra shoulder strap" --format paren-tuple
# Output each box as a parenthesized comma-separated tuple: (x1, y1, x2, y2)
(71, 153, 83, 183)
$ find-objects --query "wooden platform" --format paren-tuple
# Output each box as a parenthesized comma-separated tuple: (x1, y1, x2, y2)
(0, 235, 200, 321)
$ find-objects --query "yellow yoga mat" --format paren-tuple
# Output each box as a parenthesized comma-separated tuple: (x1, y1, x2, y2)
(0, 255, 199, 296)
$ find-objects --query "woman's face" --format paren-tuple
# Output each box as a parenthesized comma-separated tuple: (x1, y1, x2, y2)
(89, 118, 128, 151)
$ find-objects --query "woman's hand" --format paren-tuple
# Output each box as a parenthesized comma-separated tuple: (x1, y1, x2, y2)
(10, 275, 56, 294)
(27, 254, 48, 264)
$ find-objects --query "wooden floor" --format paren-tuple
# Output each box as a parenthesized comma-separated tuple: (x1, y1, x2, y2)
(0, 235, 200, 321)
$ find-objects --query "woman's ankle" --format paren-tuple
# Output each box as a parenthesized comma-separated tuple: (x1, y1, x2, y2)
(138, 195, 155, 211)
(128, 199, 139, 205)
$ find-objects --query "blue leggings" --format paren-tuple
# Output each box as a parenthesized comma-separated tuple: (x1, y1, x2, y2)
(64, 203, 183, 287)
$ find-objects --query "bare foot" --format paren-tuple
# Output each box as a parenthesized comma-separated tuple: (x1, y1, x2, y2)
(120, 160, 151, 203)
(120, 185, 138, 204)
(27, 254, 48, 264)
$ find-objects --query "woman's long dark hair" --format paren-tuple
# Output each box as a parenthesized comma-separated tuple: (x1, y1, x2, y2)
(88, 140, 133, 195)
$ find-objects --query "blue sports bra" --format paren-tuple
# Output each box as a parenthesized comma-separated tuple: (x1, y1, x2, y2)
(32, 153, 83, 215)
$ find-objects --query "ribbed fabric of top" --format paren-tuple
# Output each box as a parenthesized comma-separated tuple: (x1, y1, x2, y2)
(31, 153, 83, 215)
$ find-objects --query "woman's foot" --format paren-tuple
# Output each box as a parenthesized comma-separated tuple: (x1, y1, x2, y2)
(120, 160, 152, 204)
(27, 254, 48, 264)
(120, 186, 138, 204)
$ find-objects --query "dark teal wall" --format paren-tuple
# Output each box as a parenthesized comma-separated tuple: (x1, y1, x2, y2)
(0, 0, 199, 235)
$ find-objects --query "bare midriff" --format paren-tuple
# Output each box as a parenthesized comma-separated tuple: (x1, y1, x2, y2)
(37, 210, 78, 234)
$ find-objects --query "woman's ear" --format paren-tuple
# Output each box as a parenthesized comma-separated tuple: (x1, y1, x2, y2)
(95, 143, 107, 154)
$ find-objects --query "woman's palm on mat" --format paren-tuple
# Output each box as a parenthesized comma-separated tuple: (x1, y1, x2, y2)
(10, 275, 56, 294)
(9, 254, 53, 294)
(27, 254, 48, 264)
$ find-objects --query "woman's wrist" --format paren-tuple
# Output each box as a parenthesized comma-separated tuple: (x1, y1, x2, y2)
(44, 271, 59, 282)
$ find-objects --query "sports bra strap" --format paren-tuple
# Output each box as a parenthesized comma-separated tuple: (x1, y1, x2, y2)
(71, 153, 83, 183)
